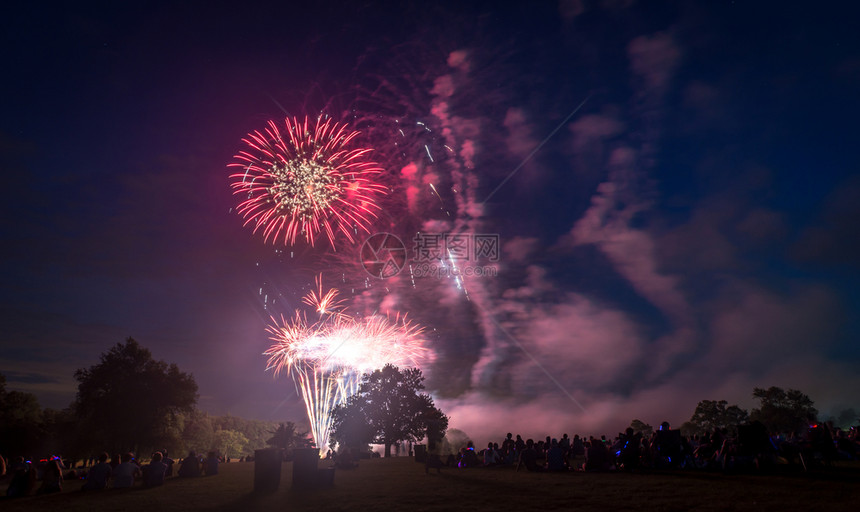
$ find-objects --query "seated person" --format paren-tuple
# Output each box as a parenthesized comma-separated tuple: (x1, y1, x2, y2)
(203, 451, 219, 476)
(585, 441, 611, 471)
(517, 439, 542, 472)
(483, 442, 499, 466)
(143, 452, 168, 487)
(178, 451, 201, 477)
(81, 452, 112, 490)
(457, 442, 479, 468)
(37, 459, 63, 494)
(112, 452, 141, 488)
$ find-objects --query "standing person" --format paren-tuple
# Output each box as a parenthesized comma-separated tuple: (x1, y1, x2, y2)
(37, 459, 63, 494)
(81, 452, 112, 490)
(546, 439, 566, 471)
(143, 452, 168, 487)
(113, 452, 140, 488)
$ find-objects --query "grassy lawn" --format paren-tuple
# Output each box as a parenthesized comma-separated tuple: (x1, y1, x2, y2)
(2, 458, 857, 511)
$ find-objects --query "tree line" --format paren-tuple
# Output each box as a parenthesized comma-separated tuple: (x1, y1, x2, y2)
(3, 337, 855, 462)
(628, 388, 856, 439)
(0, 338, 310, 461)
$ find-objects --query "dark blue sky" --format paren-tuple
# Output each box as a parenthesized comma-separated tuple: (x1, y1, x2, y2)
(2, 1, 858, 438)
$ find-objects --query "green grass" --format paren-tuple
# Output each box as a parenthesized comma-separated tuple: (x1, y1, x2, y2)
(2, 458, 858, 511)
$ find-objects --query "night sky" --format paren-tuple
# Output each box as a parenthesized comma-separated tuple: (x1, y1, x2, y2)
(2, 1, 859, 442)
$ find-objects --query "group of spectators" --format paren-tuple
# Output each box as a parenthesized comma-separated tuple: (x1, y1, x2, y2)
(1, 449, 222, 498)
(445, 420, 860, 473)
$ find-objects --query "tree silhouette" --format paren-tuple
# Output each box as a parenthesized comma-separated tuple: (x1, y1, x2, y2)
(750, 386, 816, 435)
(331, 365, 447, 457)
(74, 337, 198, 454)
(629, 419, 653, 437)
(0, 373, 44, 456)
(685, 400, 749, 436)
(267, 421, 314, 452)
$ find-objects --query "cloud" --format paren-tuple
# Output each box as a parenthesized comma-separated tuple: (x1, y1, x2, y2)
(628, 32, 682, 94)
(793, 176, 860, 268)
(558, 0, 586, 21)
(503, 108, 538, 160)
(569, 113, 625, 153)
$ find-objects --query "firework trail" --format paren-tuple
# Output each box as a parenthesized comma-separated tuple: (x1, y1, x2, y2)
(264, 282, 429, 453)
(229, 115, 388, 248)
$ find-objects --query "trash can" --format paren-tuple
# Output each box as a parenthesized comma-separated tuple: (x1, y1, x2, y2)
(292, 448, 320, 487)
(254, 448, 283, 493)
(414, 444, 427, 463)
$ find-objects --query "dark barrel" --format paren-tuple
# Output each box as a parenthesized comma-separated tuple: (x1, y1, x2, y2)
(414, 444, 427, 463)
(292, 448, 320, 487)
(253, 448, 283, 493)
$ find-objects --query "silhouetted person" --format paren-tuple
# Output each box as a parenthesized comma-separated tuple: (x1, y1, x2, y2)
(572, 435, 585, 457)
(458, 442, 479, 468)
(113, 452, 140, 488)
(546, 438, 566, 471)
(585, 441, 611, 471)
(162, 449, 175, 477)
(203, 451, 219, 476)
(517, 439, 542, 472)
(619, 428, 642, 470)
(6, 457, 35, 497)
(143, 452, 168, 487)
(178, 451, 201, 477)
(82, 452, 112, 490)
(38, 459, 63, 494)
(483, 442, 499, 466)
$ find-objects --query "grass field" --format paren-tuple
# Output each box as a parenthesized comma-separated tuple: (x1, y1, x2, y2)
(2, 458, 857, 511)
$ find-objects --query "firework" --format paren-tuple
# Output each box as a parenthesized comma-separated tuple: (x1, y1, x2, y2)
(263, 284, 429, 452)
(229, 116, 388, 247)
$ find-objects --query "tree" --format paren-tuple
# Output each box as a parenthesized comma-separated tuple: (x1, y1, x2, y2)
(74, 337, 198, 454)
(629, 419, 653, 437)
(179, 409, 215, 455)
(213, 429, 249, 459)
(267, 421, 314, 454)
(685, 400, 749, 436)
(331, 365, 448, 457)
(330, 395, 376, 450)
(750, 386, 817, 435)
(212, 414, 278, 453)
(0, 373, 44, 456)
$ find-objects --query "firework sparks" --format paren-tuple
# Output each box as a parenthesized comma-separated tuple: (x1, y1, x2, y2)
(229, 116, 388, 248)
(263, 283, 430, 452)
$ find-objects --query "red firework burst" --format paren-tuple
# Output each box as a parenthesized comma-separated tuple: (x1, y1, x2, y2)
(229, 116, 388, 247)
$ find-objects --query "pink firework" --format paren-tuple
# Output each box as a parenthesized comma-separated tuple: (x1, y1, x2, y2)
(229, 116, 388, 247)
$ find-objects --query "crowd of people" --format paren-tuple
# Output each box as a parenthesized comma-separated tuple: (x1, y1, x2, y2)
(1, 449, 223, 498)
(438, 419, 860, 473)
(3, 419, 858, 498)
